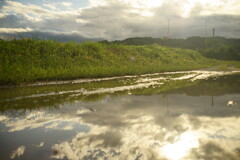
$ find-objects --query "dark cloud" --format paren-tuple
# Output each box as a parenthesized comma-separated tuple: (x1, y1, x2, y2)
(189, 141, 239, 160)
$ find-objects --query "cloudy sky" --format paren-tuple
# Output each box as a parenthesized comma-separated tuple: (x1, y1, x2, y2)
(0, 0, 240, 40)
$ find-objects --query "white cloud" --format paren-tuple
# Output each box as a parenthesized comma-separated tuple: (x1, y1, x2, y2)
(177, 0, 240, 17)
(43, 3, 57, 10)
(75, 18, 89, 24)
(36, 142, 45, 147)
(60, 2, 72, 7)
(0, 13, 6, 18)
(88, 0, 240, 17)
(88, 0, 108, 7)
(2, 1, 78, 20)
(121, 0, 164, 8)
(0, 27, 33, 33)
(51, 113, 240, 160)
(52, 116, 168, 160)
(10, 146, 25, 159)
(3, 1, 52, 16)
(0, 115, 8, 121)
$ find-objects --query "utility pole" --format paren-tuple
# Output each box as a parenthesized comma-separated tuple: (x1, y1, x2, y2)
(205, 21, 208, 49)
(98, 31, 100, 42)
(0, 18, 2, 39)
(212, 28, 215, 54)
(212, 95, 214, 107)
(11, 15, 12, 25)
(212, 28, 215, 37)
(168, 18, 169, 37)
(11, 15, 13, 40)
(167, 18, 169, 46)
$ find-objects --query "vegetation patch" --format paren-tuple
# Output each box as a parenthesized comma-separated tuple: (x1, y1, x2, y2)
(0, 39, 232, 85)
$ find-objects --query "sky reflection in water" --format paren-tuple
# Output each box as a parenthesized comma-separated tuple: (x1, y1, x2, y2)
(0, 72, 240, 160)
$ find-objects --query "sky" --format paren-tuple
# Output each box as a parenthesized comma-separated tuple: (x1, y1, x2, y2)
(0, 0, 240, 40)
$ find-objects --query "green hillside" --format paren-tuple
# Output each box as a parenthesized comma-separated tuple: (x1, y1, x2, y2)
(0, 39, 230, 85)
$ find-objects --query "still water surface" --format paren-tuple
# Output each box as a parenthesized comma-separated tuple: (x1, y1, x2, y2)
(0, 71, 240, 160)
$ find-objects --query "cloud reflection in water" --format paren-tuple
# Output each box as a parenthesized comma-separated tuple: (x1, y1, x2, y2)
(49, 96, 240, 160)
(0, 72, 240, 160)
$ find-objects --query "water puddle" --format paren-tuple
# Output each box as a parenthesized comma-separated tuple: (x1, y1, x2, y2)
(0, 71, 240, 160)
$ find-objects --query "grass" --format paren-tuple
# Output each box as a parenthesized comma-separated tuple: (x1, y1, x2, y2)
(0, 39, 231, 85)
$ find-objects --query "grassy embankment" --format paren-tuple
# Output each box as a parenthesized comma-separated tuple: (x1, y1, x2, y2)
(0, 39, 236, 85)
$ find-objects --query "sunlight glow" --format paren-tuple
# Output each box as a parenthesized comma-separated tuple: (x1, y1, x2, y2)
(161, 131, 199, 160)
(124, 0, 162, 17)
(122, 0, 163, 8)
(130, 9, 154, 17)
(181, 2, 195, 18)
(75, 18, 89, 24)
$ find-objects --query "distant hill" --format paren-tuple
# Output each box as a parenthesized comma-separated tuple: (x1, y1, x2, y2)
(106, 36, 240, 49)
(102, 37, 240, 60)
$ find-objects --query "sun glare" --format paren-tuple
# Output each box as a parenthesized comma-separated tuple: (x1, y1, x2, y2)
(181, 2, 194, 18)
(130, 9, 154, 17)
(161, 131, 199, 160)
(122, 0, 163, 8)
